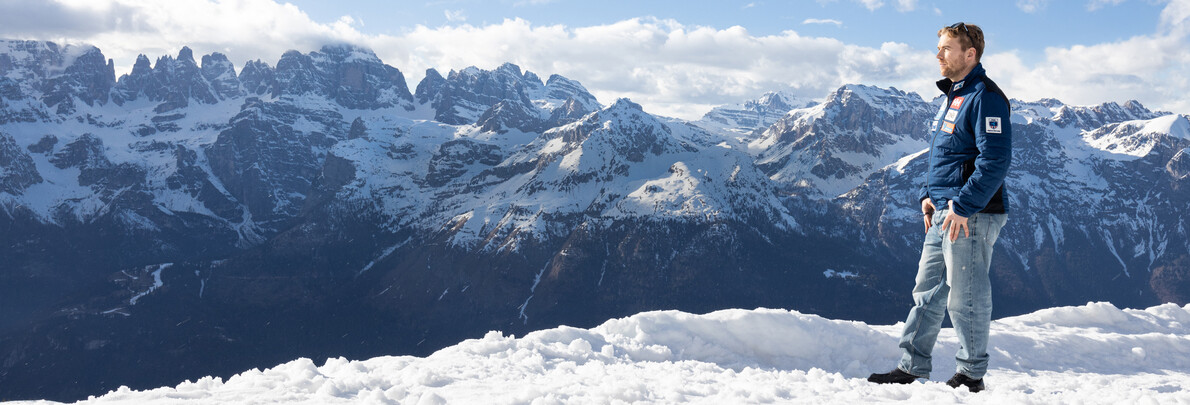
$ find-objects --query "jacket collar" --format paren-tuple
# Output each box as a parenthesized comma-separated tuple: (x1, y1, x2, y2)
(936, 63, 986, 95)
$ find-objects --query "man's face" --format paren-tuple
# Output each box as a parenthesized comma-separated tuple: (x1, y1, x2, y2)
(936, 33, 974, 80)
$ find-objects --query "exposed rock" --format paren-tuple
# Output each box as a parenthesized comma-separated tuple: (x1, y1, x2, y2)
(0, 132, 42, 194)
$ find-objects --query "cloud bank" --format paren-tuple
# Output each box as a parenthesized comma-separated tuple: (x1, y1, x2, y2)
(0, 0, 1186, 119)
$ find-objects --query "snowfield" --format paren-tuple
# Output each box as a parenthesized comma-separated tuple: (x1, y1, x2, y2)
(12, 302, 1190, 404)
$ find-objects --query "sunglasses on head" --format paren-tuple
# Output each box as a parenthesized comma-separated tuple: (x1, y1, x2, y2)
(949, 22, 973, 42)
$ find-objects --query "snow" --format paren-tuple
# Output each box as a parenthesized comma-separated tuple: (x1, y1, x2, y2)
(893, 148, 928, 174)
(1082, 115, 1190, 159)
(357, 237, 410, 276)
(823, 269, 857, 279)
(17, 302, 1190, 404)
(127, 263, 172, 305)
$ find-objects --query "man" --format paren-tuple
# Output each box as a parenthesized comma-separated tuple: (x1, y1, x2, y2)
(868, 22, 1012, 393)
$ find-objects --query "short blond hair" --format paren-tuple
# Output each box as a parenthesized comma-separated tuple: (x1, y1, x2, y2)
(939, 22, 985, 61)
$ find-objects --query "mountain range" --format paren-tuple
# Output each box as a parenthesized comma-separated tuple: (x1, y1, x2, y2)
(1, 39, 1188, 401)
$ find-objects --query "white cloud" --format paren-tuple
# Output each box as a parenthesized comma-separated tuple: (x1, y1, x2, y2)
(990, 0, 1190, 113)
(0, 0, 940, 119)
(444, 9, 467, 22)
(0, 0, 364, 79)
(370, 18, 944, 119)
(0, 0, 1185, 120)
(1016, 0, 1049, 13)
(1087, 0, 1127, 11)
(855, 0, 884, 11)
(896, 0, 918, 12)
(802, 18, 844, 26)
(1160, 0, 1190, 36)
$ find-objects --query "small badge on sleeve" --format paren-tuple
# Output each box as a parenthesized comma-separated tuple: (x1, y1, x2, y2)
(986, 116, 1002, 134)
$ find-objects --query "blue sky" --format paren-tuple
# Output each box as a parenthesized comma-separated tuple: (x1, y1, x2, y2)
(0, 0, 1186, 119)
(287, 0, 1165, 63)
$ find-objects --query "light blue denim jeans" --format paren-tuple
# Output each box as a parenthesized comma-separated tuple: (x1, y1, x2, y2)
(897, 209, 1007, 380)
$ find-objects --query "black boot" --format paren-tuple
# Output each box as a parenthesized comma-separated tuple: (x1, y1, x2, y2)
(946, 373, 985, 392)
(867, 368, 922, 384)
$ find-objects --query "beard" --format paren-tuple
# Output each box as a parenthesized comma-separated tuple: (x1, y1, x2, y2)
(940, 58, 969, 80)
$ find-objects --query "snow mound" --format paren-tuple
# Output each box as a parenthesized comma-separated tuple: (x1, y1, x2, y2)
(22, 302, 1190, 404)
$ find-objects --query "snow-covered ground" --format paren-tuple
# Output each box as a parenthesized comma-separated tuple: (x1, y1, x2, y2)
(11, 302, 1190, 404)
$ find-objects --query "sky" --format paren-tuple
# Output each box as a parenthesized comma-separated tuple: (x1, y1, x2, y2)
(0, 0, 1187, 120)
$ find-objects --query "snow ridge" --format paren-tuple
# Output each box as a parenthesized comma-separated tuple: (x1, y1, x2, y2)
(49, 302, 1190, 404)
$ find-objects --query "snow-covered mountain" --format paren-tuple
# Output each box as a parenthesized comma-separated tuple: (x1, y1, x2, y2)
(694, 90, 812, 142)
(17, 302, 1190, 404)
(2, 39, 1189, 401)
(750, 84, 934, 198)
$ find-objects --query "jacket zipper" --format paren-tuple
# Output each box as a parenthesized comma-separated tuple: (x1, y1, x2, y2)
(927, 88, 955, 209)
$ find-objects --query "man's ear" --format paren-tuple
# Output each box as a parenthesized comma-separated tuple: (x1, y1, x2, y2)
(967, 47, 978, 62)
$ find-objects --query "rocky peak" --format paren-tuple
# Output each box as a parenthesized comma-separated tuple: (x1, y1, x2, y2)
(825, 85, 919, 113)
(811, 84, 930, 139)
(0, 40, 64, 85)
(113, 47, 219, 110)
(697, 91, 804, 135)
(40, 45, 115, 114)
(752, 84, 934, 197)
(477, 99, 545, 134)
(1082, 114, 1190, 159)
(239, 59, 275, 96)
(1053, 100, 1163, 130)
(546, 97, 592, 127)
(453, 64, 534, 104)
(323, 44, 414, 110)
(316, 43, 378, 62)
(49, 133, 109, 170)
(111, 55, 151, 105)
(547, 98, 687, 163)
(752, 92, 795, 112)
(273, 45, 414, 110)
(273, 49, 321, 97)
(414, 68, 446, 105)
(200, 52, 244, 100)
(348, 116, 367, 140)
(0, 41, 115, 115)
(416, 64, 536, 125)
(522, 70, 544, 87)
(0, 132, 42, 195)
(543, 74, 600, 113)
(1012, 98, 1068, 123)
(130, 54, 151, 72)
(607, 97, 644, 113)
(496, 62, 527, 79)
(1122, 100, 1153, 116)
(414, 63, 600, 128)
(177, 47, 195, 65)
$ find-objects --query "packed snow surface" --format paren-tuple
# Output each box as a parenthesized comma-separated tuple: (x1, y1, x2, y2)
(12, 302, 1190, 404)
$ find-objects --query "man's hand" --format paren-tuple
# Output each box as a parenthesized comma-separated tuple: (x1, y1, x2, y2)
(941, 200, 969, 242)
(922, 198, 936, 233)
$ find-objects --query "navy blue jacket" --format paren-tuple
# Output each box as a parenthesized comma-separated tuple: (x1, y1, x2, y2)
(919, 63, 1012, 217)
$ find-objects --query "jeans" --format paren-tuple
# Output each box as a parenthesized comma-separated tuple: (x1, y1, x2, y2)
(897, 209, 1007, 379)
